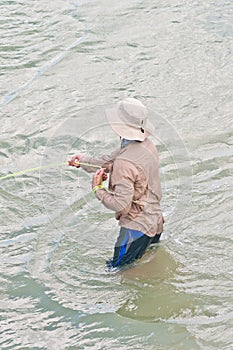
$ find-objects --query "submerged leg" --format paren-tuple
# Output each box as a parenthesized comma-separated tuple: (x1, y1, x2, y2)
(107, 227, 157, 269)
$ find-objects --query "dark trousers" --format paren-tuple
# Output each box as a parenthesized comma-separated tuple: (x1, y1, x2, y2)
(107, 227, 161, 269)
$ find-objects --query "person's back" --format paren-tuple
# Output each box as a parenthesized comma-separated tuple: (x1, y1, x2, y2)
(110, 138, 162, 237)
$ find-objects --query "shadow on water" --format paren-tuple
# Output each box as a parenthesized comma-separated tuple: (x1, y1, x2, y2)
(117, 246, 225, 325)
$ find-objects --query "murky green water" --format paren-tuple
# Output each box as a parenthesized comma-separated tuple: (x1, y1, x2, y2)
(1, 1, 233, 349)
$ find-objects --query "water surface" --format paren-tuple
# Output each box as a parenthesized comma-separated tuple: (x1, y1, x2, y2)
(1, 1, 233, 349)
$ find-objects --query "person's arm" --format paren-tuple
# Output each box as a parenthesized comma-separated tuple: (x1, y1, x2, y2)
(93, 159, 138, 213)
(68, 147, 120, 173)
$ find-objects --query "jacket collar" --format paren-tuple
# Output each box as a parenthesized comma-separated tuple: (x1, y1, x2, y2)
(121, 138, 138, 148)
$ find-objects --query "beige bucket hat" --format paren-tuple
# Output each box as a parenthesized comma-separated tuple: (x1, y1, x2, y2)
(105, 98, 155, 141)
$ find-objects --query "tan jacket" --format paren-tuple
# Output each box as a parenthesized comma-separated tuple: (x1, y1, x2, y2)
(81, 138, 163, 237)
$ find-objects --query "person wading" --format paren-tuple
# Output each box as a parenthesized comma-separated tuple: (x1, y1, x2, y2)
(69, 97, 164, 269)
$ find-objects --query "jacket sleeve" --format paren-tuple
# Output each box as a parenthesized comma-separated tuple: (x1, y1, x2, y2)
(95, 159, 138, 213)
(80, 148, 120, 173)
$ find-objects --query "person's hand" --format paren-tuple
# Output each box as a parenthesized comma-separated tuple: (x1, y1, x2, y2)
(92, 168, 108, 188)
(102, 170, 108, 182)
(68, 154, 83, 168)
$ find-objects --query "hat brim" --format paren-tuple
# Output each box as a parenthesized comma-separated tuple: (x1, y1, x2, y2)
(105, 105, 155, 141)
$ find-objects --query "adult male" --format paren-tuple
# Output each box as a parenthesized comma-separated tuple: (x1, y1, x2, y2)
(69, 98, 164, 269)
